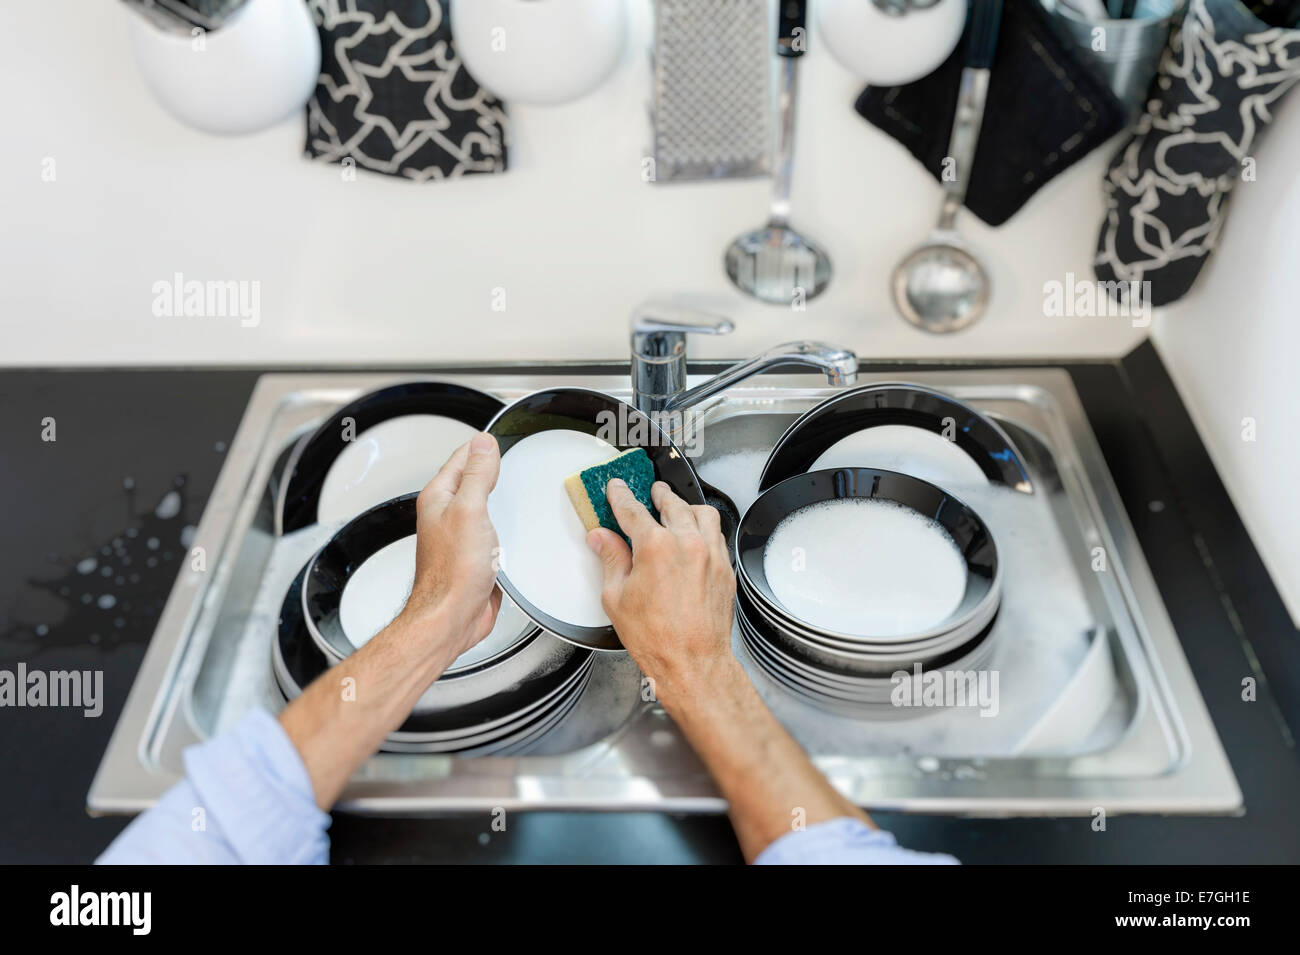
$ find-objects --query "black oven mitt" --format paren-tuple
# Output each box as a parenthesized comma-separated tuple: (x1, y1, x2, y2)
(304, 0, 508, 181)
(855, 0, 1126, 227)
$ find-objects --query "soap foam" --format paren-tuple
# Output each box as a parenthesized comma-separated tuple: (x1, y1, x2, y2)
(746, 482, 1097, 758)
(762, 497, 968, 639)
(696, 449, 768, 517)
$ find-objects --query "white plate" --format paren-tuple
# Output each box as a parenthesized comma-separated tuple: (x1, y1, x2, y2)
(488, 429, 621, 629)
(812, 425, 989, 490)
(317, 415, 479, 525)
(337, 534, 533, 672)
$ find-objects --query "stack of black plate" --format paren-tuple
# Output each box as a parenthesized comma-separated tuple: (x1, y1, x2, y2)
(271, 381, 594, 755)
(734, 467, 1001, 717)
(274, 511, 594, 755)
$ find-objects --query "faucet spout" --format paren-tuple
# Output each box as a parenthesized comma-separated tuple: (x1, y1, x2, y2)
(662, 341, 858, 413)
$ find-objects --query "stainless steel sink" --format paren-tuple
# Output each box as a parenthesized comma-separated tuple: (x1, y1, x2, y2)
(89, 368, 1241, 816)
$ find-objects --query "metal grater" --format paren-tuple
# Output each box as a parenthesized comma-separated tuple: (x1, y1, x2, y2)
(650, 0, 772, 182)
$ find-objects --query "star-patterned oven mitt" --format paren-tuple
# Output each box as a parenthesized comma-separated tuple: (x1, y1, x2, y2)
(1095, 0, 1300, 306)
(305, 0, 508, 181)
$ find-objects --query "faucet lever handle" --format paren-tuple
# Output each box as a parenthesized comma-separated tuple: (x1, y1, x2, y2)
(631, 303, 735, 350)
(631, 304, 735, 413)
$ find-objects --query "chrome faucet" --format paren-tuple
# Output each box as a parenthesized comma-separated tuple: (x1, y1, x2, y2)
(630, 302, 858, 415)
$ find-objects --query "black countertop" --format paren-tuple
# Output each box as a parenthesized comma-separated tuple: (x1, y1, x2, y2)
(2, 343, 1297, 864)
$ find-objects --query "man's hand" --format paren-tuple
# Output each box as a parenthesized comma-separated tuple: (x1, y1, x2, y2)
(586, 479, 736, 707)
(586, 475, 872, 861)
(403, 432, 503, 667)
(281, 432, 503, 809)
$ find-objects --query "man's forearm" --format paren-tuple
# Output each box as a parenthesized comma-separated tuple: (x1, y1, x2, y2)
(279, 606, 456, 809)
(658, 656, 872, 862)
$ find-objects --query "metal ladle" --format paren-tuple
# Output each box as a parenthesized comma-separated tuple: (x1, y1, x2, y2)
(893, 0, 1003, 334)
(725, 0, 832, 305)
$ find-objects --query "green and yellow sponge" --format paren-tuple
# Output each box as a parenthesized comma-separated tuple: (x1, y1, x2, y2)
(564, 448, 659, 543)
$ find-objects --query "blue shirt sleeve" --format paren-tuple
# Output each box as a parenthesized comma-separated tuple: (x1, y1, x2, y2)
(97, 708, 331, 865)
(755, 817, 959, 865)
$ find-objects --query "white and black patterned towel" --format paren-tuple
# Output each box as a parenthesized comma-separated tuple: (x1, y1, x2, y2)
(305, 0, 508, 181)
(1095, 0, 1300, 305)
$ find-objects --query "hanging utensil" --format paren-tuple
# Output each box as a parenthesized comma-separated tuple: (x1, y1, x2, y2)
(891, 0, 1003, 334)
(724, 0, 832, 306)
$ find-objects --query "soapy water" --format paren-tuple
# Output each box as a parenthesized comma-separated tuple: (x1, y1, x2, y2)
(206, 419, 1107, 756)
(762, 498, 967, 639)
(698, 423, 1101, 756)
(747, 481, 1097, 757)
(695, 449, 767, 518)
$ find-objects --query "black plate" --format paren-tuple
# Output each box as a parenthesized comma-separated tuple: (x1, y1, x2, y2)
(301, 493, 423, 663)
(281, 540, 590, 737)
(736, 582, 1000, 680)
(300, 491, 542, 675)
(487, 387, 710, 651)
(275, 565, 328, 692)
(737, 467, 999, 644)
(278, 380, 504, 534)
(758, 382, 1033, 493)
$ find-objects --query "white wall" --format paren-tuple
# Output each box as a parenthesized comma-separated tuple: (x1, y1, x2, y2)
(5, 2, 1294, 618)
(1152, 91, 1300, 626)
(2, 0, 1146, 366)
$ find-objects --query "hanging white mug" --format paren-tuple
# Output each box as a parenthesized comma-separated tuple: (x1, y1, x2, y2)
(128, 0, 321, 135)
(450, 0, 627, 106)
(817, 0, 967, 86)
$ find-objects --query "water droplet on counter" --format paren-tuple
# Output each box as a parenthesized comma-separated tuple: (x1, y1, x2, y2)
(4, 468, 192, 653)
